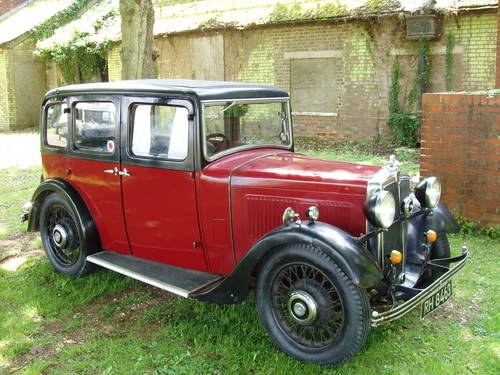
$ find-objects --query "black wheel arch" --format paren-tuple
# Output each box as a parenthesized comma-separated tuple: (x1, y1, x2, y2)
(195, 221, 382, 304)
(28, 178, 101, 251)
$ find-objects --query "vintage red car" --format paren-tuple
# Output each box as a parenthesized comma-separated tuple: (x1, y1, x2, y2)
(23, 79, 468, 366)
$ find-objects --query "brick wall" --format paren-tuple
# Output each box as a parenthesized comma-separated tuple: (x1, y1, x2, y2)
(0, 0, 26, 15)
(497, 6, 500, 88)
(106, 10, 497, 141)
(421, 93, 499, 227)
(107, 45, 122, 81)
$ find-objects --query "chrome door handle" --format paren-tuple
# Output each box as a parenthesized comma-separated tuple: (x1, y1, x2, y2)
(104, 167, 119, 175)
(118, 168, 130, 177)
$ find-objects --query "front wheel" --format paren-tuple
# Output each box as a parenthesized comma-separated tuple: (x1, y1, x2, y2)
(256, 244, 370, 366)
(39, 193, 94, 276)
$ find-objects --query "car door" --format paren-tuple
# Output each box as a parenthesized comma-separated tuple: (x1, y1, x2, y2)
(67, 96, 131, 254)
(120, 97, 207, 272)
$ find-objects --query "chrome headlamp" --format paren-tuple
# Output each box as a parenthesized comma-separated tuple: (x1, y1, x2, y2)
(415, 177, 441, 209)
(364, 190, 396, 229)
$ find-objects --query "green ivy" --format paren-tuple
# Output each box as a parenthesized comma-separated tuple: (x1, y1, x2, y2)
(34, 7, 117, 84)
(268, 1, 348, 23)
(387, 60, 419, 147)
(418, 39, 431, 92)
(445, 33, 455, 91)
(26, 0, 94, 43)
(455, 215, 499, 239)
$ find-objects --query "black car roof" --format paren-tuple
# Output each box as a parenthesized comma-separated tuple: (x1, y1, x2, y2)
(44, 79, 289, 101)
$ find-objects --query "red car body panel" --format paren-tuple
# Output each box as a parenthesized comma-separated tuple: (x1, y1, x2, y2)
(42, 153, 131, 254)
(196, 149, 281, 274)
(66, 157, 131, 254)
(195, 148, 381, 275)
(229, 153, 381, 263)
(121, 163, 207, 272)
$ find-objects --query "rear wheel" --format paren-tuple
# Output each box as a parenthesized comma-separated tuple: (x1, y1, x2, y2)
(256, 244, 370, 366)
(39, 193, 94, 276)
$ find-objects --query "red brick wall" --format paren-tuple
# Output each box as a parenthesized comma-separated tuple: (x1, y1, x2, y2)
(0, 0, 26, 15)
(497, 6, 500, 87)
(421, 93, 499, 227)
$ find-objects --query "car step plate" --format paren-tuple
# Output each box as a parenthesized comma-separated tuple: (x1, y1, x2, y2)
(87, 251, 223, 298)
(420, 280, 452, 319)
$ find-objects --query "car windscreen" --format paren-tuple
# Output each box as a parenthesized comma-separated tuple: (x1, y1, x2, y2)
(202, 99, 292, 160)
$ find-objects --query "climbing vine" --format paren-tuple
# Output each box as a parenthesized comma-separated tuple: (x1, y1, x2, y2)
(387, 60, 419, 147)
(34, 9, 116, 84)
(26, 0, 94, 43)
(445, 34, 455, 91)
(387, 38, 432, 147)
(418, 39, 431, 93)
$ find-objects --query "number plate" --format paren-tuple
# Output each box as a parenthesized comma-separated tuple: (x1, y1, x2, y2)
(420, 280, 452, 319)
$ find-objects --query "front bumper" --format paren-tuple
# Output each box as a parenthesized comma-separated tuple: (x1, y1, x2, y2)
(371, 246, 469, 327)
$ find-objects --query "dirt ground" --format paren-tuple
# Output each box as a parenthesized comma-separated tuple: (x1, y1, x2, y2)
(0, 132, 40, 169)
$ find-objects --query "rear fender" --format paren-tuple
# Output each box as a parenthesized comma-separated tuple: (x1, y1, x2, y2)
(28, 178, 101, 250)
(195, 221, 382, 304)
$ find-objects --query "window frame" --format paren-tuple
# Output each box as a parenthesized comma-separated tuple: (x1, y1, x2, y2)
(201, 97, 293, 162)
(122, 96, 195, 172)
(66, 95, 121, 163)
(43, 99, 69, 150)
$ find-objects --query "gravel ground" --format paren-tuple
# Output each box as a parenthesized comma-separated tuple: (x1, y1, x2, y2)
(0, 132, 41, 169)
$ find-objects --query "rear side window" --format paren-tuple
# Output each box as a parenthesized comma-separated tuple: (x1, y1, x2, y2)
(74, 102, 116, 153)
(45, 103, 68, 148)
(130, 104, 189, 161)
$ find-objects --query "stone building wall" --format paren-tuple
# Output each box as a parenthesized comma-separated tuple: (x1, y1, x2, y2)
(0, 44, 47, 131)
(107, 10, 498, 141)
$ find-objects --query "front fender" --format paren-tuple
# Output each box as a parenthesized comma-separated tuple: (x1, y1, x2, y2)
(426, 202, 460, 233)
(195, 221, 382, 304)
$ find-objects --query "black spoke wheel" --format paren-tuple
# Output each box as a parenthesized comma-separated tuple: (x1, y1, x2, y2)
(40, 194, 94, 276)
(256, 244, 370, 366)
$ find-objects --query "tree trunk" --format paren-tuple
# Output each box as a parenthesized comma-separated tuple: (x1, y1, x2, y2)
(120, 0, 155, 79)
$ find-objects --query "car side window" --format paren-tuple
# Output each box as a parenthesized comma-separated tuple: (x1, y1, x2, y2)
(45, 102, 68, 148)
(130, 104, 188, 161)
(74, 102, 116, 153)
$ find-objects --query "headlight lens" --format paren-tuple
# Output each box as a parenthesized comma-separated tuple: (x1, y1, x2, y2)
(415, 177, 441, 208)
(364, 190, 396, 229)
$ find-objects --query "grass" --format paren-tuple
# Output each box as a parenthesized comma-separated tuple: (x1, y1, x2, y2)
(0, 142, 498, 374)
(0, 166, 41, 240)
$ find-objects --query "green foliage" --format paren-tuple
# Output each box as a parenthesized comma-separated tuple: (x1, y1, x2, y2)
(34, 10, 117, 84)
(353, 0, 401, 16)
(445, 34, 455, 91)
(387, 60, 419, 147)
(455, 215, 499, 239)
(26, 0, 93, 43)
(388, 60, 401, 114)
(198, 15, 237, 30)
(418, 39, 431, 92)
(387, 112, 419, 147)
(269, 1, 348, 23)
(224, 103, 248, 117)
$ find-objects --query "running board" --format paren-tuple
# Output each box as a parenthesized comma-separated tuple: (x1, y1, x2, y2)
(86, 251, 223, 298)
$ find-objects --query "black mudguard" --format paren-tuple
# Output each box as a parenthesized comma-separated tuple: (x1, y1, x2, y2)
(425, 202, 460, 234)
(406, 202, 459, 259)
(27, 178, 101, 251)
(195, 221, 382, 304)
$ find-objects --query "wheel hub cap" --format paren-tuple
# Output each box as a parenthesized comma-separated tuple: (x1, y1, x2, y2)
(52, 224, 68, 248)
(287, 290, 318, 325)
